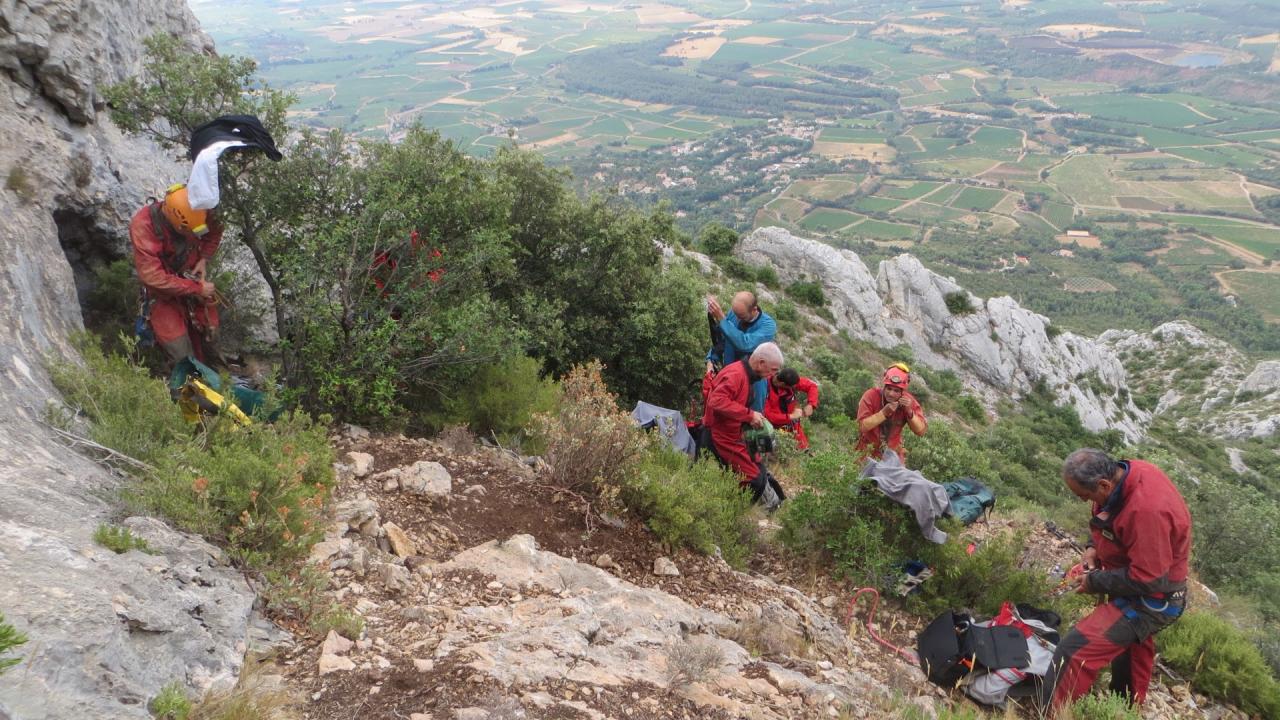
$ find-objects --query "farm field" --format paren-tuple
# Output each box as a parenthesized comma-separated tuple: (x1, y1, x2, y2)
(194, 0, 1280, 323)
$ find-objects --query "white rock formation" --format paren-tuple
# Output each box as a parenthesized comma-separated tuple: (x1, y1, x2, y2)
(0, 2, 264, 718)
(1101, 321, 1280, 440)
(738, 227, 1148, 439)
(429, 535, 899, 718)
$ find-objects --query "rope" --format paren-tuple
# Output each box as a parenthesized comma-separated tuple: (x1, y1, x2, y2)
(842, 587, 919, 665)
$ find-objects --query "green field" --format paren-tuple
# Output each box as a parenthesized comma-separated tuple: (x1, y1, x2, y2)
(800, 208, 861, 232)
(1221, 270, 1280, 321)
(849, 218, 919, 240)
(951, 187, 1007, 212)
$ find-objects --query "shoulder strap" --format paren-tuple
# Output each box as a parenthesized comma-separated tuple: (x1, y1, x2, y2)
(149, 202, 190, 275)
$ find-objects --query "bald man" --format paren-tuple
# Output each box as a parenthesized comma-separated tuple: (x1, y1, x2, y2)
(706, 291, 776, 412)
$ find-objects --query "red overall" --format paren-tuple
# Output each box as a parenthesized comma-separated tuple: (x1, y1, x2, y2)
(129, 203, 222, 362)
(1044, 460, 1191, 712)
(764, 376, 819, 450)
(855, 387, 925, 462)
(701, 359, 761, 485)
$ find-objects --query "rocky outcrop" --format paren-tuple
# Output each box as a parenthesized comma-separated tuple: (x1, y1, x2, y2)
(428, 535, 899, 719)
(0, 2, 259, 718)
(1101, 321, 1280, 441)
(738, 227, 1148, 440)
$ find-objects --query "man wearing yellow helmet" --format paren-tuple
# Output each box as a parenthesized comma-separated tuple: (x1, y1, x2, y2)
(856, 363, 927, 462)
(129, 184, 225, 365)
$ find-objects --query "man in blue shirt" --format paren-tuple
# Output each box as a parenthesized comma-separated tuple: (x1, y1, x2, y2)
(705, 291, 776, 411)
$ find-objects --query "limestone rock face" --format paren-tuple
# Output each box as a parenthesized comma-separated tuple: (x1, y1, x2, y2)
(738, 228, 1148, 440)
(1100, 321, 1280, 441)
(0, 2, 260, 718)
(429, 535, 895, 718)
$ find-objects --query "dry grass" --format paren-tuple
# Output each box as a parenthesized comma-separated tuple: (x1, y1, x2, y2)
(189, 661, 299, 720)
(663, 638, 725, 691)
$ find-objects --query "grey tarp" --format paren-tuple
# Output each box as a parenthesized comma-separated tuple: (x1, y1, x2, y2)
(632, 402, 696, 458)
(861, 451, 951, 543)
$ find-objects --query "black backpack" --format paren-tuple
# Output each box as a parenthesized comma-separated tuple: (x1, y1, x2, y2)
(917, 611, 1030, 687)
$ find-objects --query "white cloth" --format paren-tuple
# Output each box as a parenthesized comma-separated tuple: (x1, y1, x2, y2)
(861, 451, 951, 543)
(187, 140, 248, 209)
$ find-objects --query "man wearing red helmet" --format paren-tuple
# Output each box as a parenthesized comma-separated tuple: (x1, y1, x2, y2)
(130, 184, 224, 365)
(856, 363, 927, 462)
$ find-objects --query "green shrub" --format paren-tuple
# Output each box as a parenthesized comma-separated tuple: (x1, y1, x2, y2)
(699, 223, 738, 256)
(1066, 692, 1141, 720)
(903, 420, 998, 487)
(956, 395, 985, 423)
(312, 606, 364, 641)
(943, 291, 975, 315)
(917, 368, 962, 397)
(435, 354, 559, 445)
(146, 411, 333, 568)
(49, 336, 335, 570)
(787, 280, 827, 308)
(94, 524, 155, 554)
(908, 531, 1055, 617)
(720, 256, 754, 281)
(49, 334, 191, 465)
(778, 449, 919, 586)
(772, 300, 799, 324)
(149, 682, 192, 720)
(755, 265, 780, 289)
(0, 611, 28, 675)
(625, 447, 756, 568)
(1157, 612, 1280, 717)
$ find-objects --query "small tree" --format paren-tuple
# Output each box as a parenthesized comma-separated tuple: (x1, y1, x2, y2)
(698, 223, 739, 257)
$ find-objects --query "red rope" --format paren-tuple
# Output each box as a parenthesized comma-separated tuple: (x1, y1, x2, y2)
(842, 587, 919, 665)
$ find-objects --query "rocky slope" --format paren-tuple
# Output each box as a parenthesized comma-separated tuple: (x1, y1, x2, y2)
(0, 2, 260, 718)
(735, 227, 1149, 440)
(269, 430, 1242, 720)
(1101, 321, 1280, 441)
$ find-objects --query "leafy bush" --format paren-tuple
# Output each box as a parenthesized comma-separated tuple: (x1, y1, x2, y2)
(699, 223, 738, 257)
(772, 300, 799, 324)
(109, 38, 705, 424)
(626, 447, 756, 567)
(956, 395, 985, 423)
(917, 368, 962, 397)
(908, 532, 1054, 617)
(755, 265, 780, 289)
(433, 354, 559, 445)
(943, 291, 975, 315)
(778, 450, 918, 586)
(50, 337, 334, 569)
(532, 361, 649, 519)
(150, 682, 192, 720)
(1157, 612, 1280, 717)
(903, 420, 998, 488)
(94, 524, 155, 554)
(787, 280, 827, 308)
(719, 256, 752, 280)
(0, 611, 27, 675)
